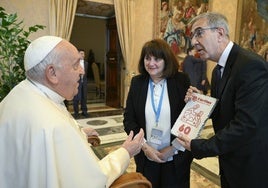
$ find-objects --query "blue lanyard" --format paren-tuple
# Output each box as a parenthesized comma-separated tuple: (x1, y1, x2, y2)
(149, 79, 165, 127)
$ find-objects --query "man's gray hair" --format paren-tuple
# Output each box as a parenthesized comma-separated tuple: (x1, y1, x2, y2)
(190, 12, 230, 37)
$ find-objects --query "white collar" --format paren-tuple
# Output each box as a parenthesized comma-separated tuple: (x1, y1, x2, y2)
(218, 41, 234, 68)
(27, 79, 65, 106)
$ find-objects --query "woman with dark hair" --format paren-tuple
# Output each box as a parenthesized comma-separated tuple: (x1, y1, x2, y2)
(123, 39, 193, 188)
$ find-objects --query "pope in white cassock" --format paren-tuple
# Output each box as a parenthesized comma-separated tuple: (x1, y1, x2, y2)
(0, 36, 144, 188)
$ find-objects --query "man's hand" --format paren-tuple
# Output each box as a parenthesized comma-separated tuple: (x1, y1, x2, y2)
(177, 133, 192, 151)
(185, 86, 201, 103)
(122, 129, 144, 158)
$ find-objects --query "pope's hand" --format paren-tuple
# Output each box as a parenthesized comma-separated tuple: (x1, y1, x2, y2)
(122, 129, 144, 158)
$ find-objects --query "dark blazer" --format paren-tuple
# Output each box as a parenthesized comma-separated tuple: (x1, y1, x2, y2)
(73, 60, 88, 113)
(123, 72, 193, 185)
(191, 43, 268, 188)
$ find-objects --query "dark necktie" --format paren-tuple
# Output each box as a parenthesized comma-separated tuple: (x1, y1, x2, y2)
(214, 64, 222, 97)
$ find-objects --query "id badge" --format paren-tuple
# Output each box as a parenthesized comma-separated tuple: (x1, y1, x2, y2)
(150, 128, 163, 145)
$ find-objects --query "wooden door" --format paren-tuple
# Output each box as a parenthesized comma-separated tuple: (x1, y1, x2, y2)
(106, 18, 121, 108)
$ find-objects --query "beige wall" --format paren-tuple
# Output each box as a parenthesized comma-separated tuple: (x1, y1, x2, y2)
(211, 0, 239, 41)
(70, 16, 106, 76)
(0, 0, 49, 40)
(132, 0, 155, 75)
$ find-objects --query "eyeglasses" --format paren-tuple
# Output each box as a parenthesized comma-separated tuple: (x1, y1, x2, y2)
(190, 27, 218, 40)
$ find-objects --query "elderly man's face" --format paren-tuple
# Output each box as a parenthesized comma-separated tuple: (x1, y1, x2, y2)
(190, 18, 220, 61)
(54, 41, 84, 100)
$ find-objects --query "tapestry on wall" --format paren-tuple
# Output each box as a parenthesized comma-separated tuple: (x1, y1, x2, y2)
(159, 0, 209, 55)
(238, 0, 268, 58)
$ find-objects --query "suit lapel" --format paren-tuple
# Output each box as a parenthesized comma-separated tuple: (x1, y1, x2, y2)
(167, 77, 176, 113)
(138, 76, 150, 128)
(218, 43, 239, 98)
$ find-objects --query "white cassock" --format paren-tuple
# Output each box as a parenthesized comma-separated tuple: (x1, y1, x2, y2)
(0, 79, 130, 188)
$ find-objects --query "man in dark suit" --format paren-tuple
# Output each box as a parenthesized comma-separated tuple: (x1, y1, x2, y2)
(73, 49, 89, 118)
(182, 46, 208, 94)
(177, 12, 268, 188)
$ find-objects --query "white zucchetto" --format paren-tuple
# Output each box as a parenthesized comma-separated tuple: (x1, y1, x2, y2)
(24, 36, 63, 71)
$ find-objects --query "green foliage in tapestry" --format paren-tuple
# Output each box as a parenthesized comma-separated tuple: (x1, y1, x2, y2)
(0, 7, 45, 101)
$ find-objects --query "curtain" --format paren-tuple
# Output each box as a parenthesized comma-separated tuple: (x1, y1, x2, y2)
(49, 0, 78, 41)
(114, 0, 136, 107)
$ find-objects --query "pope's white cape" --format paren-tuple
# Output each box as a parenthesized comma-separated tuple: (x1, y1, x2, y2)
(0, 79, 130, 188)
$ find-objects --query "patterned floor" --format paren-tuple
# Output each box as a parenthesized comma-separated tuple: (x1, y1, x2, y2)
(77, 114, 220, 188)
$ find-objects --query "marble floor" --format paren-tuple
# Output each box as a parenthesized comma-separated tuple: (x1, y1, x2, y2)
(75, 106, 221, 188)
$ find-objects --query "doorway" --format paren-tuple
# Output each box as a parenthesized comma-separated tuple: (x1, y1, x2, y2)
(70, 15, 106, 105)
(70, 1, 122, 108)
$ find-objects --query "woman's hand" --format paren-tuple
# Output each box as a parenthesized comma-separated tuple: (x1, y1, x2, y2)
(159, 146, 177, 161)
(142, 143, 165, 163)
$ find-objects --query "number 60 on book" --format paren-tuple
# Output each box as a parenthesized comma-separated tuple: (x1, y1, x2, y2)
(171, 93, 218, 140)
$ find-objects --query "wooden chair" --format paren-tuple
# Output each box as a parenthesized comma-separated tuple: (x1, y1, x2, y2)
(87, 135, 101, 147)
(110, 172, 152, 188)
(91, 62, 105, 98)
